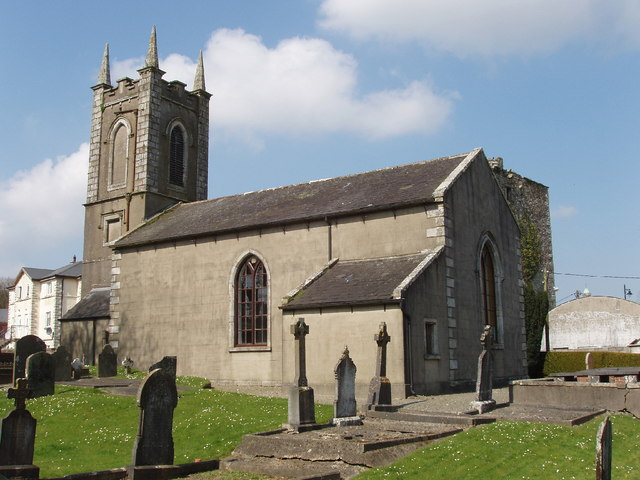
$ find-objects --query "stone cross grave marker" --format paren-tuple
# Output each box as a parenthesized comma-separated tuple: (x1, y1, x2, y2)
(131, 368, 178, 466)
(98, 344, 117, 378)
(595, 415, 612, 480)
(287, 318, 316, 428)
(13, 335, 46, 385)
(149, 356, 177, 381)
(0, 378, 37, 467)
(52, 345, 73, 381)
(26, 351, 55, 398)
(332, 346, 362, 426)
(470, 325, 496, 413)
(367, 322, 392, 408)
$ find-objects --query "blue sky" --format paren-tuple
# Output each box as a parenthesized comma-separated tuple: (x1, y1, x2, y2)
(0, 1, 638, 304)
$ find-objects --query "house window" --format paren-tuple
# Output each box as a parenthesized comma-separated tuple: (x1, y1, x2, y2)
(424, 319, 439, 358)
(46, 311, 51, 327)
(235, 256, 268, 346)
(17, 287, 22, 299)
(46, 282, 52, 295)
(169, 126, 185, 187)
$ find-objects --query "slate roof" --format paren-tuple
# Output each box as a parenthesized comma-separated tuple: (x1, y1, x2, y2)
(49, 262, 82, 278)
(282, 249, 442, 310)
(115, 151, 474, 249)
(22, 267, 55, 281)
(15, 262, 82, 287)
(61, 287, 110, 321)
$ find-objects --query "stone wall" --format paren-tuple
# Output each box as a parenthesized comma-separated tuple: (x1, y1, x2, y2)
(489, 157, 555, 307)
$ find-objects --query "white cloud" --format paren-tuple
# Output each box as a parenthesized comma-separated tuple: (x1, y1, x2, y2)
(0, 144, 88, 275)
(114, 29, 455, 141)
(552, 205, 578, 219)
(318, 0, 640, 57)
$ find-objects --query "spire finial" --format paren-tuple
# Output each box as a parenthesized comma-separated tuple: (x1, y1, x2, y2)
(145, 26, 159, 68)
(193, 50, 206, 91)
(97, 43, 111, 86)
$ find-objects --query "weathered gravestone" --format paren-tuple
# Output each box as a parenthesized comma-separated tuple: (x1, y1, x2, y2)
(332, 346, 362, 426)
(367, 322, 393, 410)
(0, 378, 40, 479)
(149, 356, 177, 381)
(13, 335, 46, 385)
(26, 351, 55, 398)
(52, 345, 73, 381)
(595, 415, 612, 480)
(470, 325, 496, 414)
(71, 358, 89, 379)
(287, 318, 316, 428)
(98, 344, 117, 378)
(122, 356, 134, 374)
(131, 369, 178, 467)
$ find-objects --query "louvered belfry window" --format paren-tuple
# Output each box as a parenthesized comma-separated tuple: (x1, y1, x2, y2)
(169, 127, 184, 187)
(235, 256, 268, 346)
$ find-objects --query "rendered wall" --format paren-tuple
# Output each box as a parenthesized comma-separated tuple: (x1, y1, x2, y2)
(445, 156, 527, 388)
(111, 206, 439, 386)
(402, 254, 451, 395)
(547, 296, 640, 350)
(282, 307, 404, 404)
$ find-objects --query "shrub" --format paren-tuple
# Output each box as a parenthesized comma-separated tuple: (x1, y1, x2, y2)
(543, 351, 640, 376)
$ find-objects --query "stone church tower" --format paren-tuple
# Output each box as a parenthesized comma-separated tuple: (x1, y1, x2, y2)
(82, 28, 210, 296)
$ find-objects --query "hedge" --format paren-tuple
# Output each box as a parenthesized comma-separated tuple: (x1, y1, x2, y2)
(543, 351, 640, 376)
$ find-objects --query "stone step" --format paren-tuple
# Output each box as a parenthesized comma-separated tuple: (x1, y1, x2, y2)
(366, 409, 496, 426)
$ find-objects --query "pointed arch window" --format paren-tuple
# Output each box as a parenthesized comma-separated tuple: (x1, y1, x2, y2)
(235, 256, 268, 346)
(480, 245, 497, 331)
(169, 126, 185, 187)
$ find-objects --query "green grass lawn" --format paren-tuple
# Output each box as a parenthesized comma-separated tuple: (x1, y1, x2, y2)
(357, 415, 640, 480)
(2, 375, 639, 479)
(0, 374, 331, 478)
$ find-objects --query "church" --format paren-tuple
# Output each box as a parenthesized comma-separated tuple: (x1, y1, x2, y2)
(62, 30, 535, 399)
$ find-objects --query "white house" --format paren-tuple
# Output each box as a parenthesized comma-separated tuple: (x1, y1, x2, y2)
(7, 260, 82, 349)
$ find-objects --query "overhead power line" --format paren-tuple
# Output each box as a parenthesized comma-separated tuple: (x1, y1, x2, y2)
(555, 272, 640, 280)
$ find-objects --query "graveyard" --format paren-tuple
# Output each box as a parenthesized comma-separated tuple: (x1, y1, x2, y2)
(0, 328, 639, 479)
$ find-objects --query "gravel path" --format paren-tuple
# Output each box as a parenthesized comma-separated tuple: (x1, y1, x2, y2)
(211, 383, 511, 414)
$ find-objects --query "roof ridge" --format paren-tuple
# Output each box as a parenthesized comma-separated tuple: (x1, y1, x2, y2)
(183, 151, 474, 205)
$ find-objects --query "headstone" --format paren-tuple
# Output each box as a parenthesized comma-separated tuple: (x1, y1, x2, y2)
(26, 351, 55, 398)
(0, 378, 39, 475)
(13, 335, 46, 385)
(71, 358, 89, 379)
(122, 357, 134, 375)
(595, 416, 612, 480)
(52, 346, 73, 381)
(586, 352, 595, 370)
(287, 318, 316, 428)
(98, 344, 117, 378)
(332, 346, 362, 426)
(131, 369, 178, 466)
(470, 325, 496, 413)
(149, 356, 177, 381)
(367, 322, 392, 410)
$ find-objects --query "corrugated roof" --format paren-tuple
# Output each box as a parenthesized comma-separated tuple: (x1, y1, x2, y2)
(281, 253, 433, 310)
(61, 288, 110, 321)
(116, 152, 472, 248)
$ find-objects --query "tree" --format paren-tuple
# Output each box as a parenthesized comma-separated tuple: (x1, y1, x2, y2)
(0, 277, 13, 309)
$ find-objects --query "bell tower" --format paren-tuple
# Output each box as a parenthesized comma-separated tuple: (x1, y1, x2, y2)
(82, 27, 210, 296)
